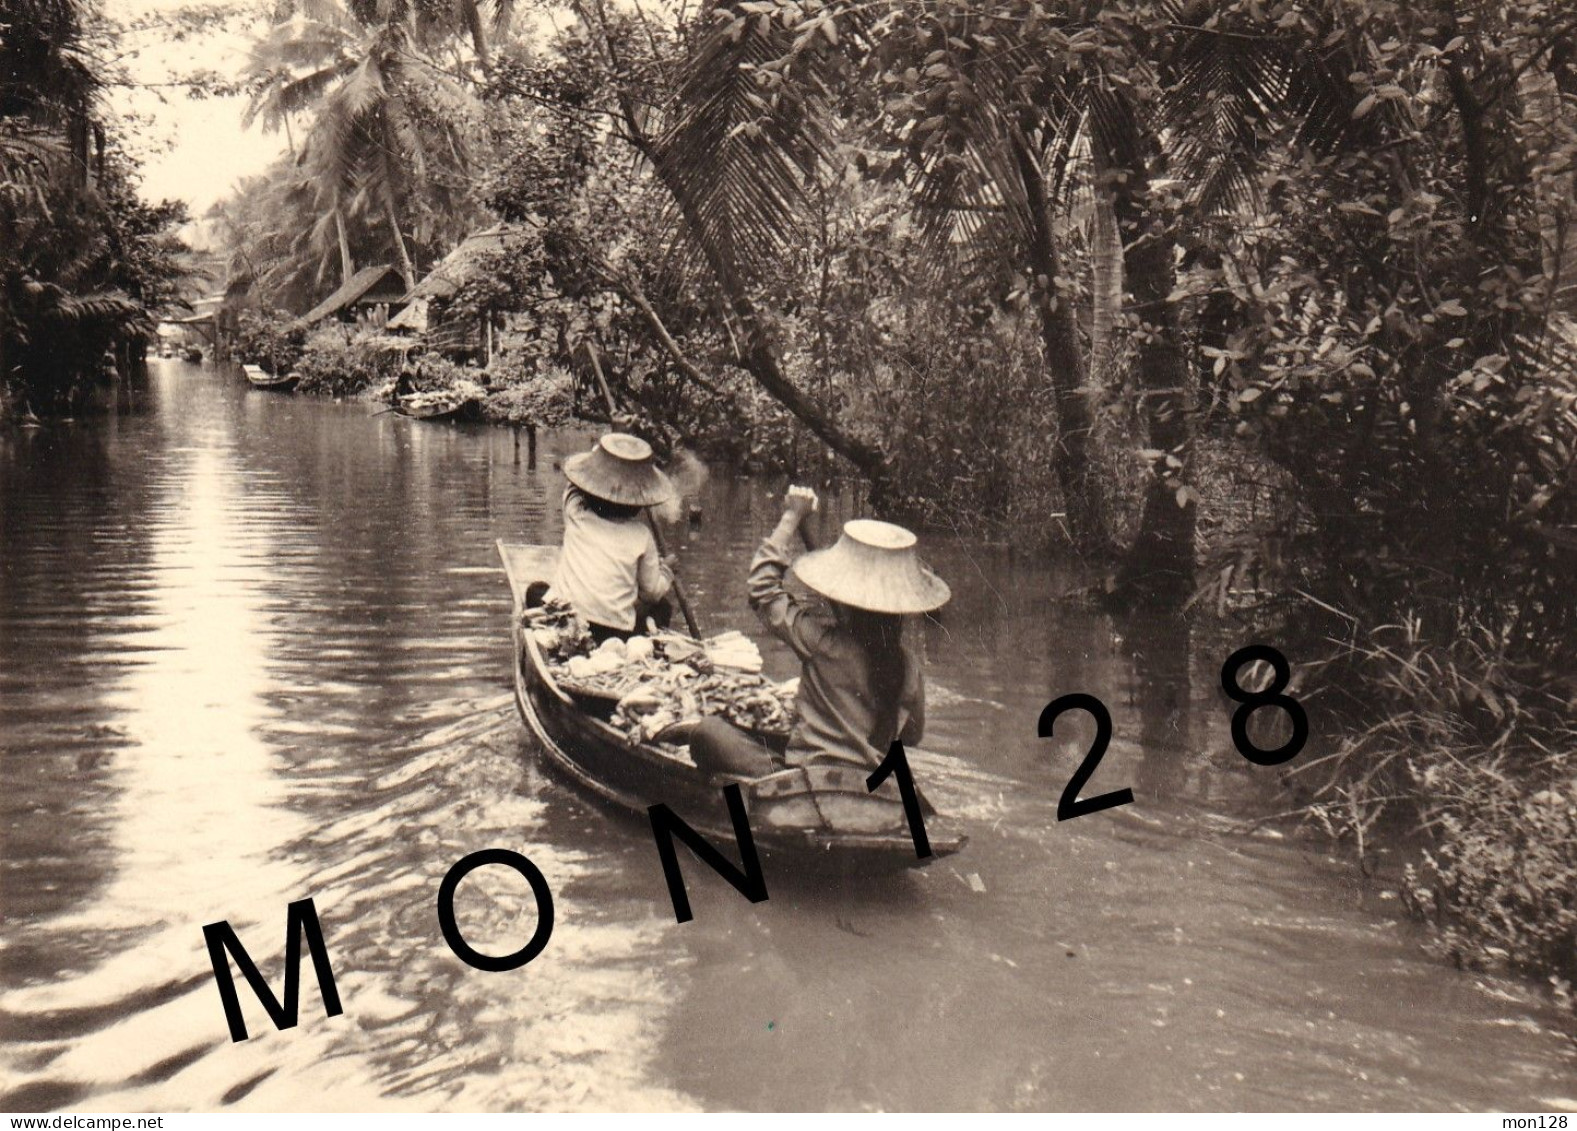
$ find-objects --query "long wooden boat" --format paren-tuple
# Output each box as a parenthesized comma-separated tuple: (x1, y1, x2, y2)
(498, 541, 964, 865)
(242, 363, 298, 390)
(396, 391, 475, 420)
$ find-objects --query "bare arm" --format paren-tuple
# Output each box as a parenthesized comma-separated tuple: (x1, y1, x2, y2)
(636, 528, 673, 603)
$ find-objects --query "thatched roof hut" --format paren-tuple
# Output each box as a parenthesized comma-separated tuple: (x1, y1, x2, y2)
(299, 264, 408, 326)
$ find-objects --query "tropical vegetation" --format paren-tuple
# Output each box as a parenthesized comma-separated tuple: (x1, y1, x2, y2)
(1, 0, 192, 416)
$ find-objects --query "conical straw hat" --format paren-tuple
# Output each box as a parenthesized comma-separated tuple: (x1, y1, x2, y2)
(792, 519, 951, 614)
(564, 433, 674, 507)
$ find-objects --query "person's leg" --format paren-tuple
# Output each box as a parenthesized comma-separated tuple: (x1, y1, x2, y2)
(689, 717, 779, 777)
(635, 596, 674, 634)
(587, 621, 631, 646)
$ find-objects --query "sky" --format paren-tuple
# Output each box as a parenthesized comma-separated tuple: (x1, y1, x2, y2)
(106, 0, 290, 222)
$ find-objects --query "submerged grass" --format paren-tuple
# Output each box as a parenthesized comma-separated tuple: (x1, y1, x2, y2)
(1286, 619, 1577, 1012)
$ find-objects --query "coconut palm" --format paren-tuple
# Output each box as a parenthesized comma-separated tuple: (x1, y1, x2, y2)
(654, 0, 1130, 549)
(242, 0, 483, 291)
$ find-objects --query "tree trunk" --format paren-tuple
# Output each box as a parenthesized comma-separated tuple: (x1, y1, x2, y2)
(1096, 100, 1197, 608)
(383, 195, 415, 288)
(638, 135, 889, 488)
(587, 8, 889, 491)
(665, 182, 886, 483)
(459, 0, 491, 75)
(1012, 136, 1113, 556)
(334, 206, 355, 287)
(1519, 64, 1577, 320)
(1089, 142, 1124, 387)
(622, 283, 725, 397)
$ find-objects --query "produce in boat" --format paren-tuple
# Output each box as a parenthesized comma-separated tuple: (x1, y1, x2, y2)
(519, 599, 796, 745)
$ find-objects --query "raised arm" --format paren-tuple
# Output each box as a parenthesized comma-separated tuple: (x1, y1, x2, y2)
(747, 486, 828, 662)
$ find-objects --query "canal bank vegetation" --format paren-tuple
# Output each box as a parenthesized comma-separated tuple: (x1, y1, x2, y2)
(0, 0, 194, 417)
(4, 0, 1573, 1011)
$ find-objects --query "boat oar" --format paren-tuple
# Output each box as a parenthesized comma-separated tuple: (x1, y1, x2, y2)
(582, 343, 704, 641)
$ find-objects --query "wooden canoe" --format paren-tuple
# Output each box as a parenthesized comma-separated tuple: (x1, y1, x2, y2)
(497, 541, 964, 865)
(396, 392, 475, 420)
(243, 363, 298, 390)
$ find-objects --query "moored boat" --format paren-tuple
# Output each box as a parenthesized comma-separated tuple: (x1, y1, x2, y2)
(396, 390, 477, 420)
(497, 540, 964, 865)
(242, 363, 298, 390)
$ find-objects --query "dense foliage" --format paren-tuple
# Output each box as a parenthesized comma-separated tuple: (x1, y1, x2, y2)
(1, 0, 191, 414)
(232, 307, 307, 375)
(292, 327, 404, 396)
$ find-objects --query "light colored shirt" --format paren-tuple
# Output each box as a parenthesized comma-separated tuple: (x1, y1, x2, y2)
(748, 516, 924, 769)
(550, 488, 671, 632)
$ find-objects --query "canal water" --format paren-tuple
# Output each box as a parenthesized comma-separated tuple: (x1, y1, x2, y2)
(1, 360, 1572, 1112)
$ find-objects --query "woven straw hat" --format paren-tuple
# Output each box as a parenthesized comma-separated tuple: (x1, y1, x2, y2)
(564, 433, 675, 507)
(792, 519, 951, 614)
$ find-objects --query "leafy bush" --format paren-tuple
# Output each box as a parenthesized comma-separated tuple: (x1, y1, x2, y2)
(232, 309, 305, 375)
(1282, 620, 1577, 1008)
(1404, 767, 1577, 1007)
(404, 353, 476, 392)
(3, 156, 188, 415)
(480, 360, 574, 427)
(293, 328, 403, 396)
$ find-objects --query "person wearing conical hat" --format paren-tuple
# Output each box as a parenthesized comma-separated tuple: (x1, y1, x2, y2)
(688, 485, 951, 776)
(549, 433, 677, 643)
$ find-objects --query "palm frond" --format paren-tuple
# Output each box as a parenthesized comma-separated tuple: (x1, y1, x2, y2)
(1157, 16, 1288, 215)
(656, 1, 837, 287)
(0, 122, 66, 200)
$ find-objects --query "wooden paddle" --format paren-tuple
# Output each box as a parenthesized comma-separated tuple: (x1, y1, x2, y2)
(582, 343, 704, 640)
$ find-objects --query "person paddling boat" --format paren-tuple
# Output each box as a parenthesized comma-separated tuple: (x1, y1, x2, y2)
(688, 485, 952, 776)
(546, 433, 677, 644)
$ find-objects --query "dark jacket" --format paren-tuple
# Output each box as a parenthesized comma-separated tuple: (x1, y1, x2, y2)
(747, 515, 924, 769)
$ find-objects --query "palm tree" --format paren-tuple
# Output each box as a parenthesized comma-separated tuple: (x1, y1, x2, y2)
(510, 0, 892, 485)
(211, 161, 372, 310)
(242, 0, 482, 292)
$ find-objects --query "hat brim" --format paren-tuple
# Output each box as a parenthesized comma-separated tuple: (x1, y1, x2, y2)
(564, 450, 674, 507)
(792, 548, 952, 614)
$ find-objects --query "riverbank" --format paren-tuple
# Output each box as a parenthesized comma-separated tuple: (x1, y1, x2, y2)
(1288, 625, 1577, 1014)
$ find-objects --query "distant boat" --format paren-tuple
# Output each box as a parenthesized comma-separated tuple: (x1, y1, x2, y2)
(242, 363, 298, 390)
(395, 389, 476, 420)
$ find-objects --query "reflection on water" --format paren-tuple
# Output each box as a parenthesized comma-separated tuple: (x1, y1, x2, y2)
(1, 362, 1573, 1112)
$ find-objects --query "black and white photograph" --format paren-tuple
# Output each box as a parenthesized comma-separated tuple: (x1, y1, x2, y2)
(3, 0, 1577, 1115)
